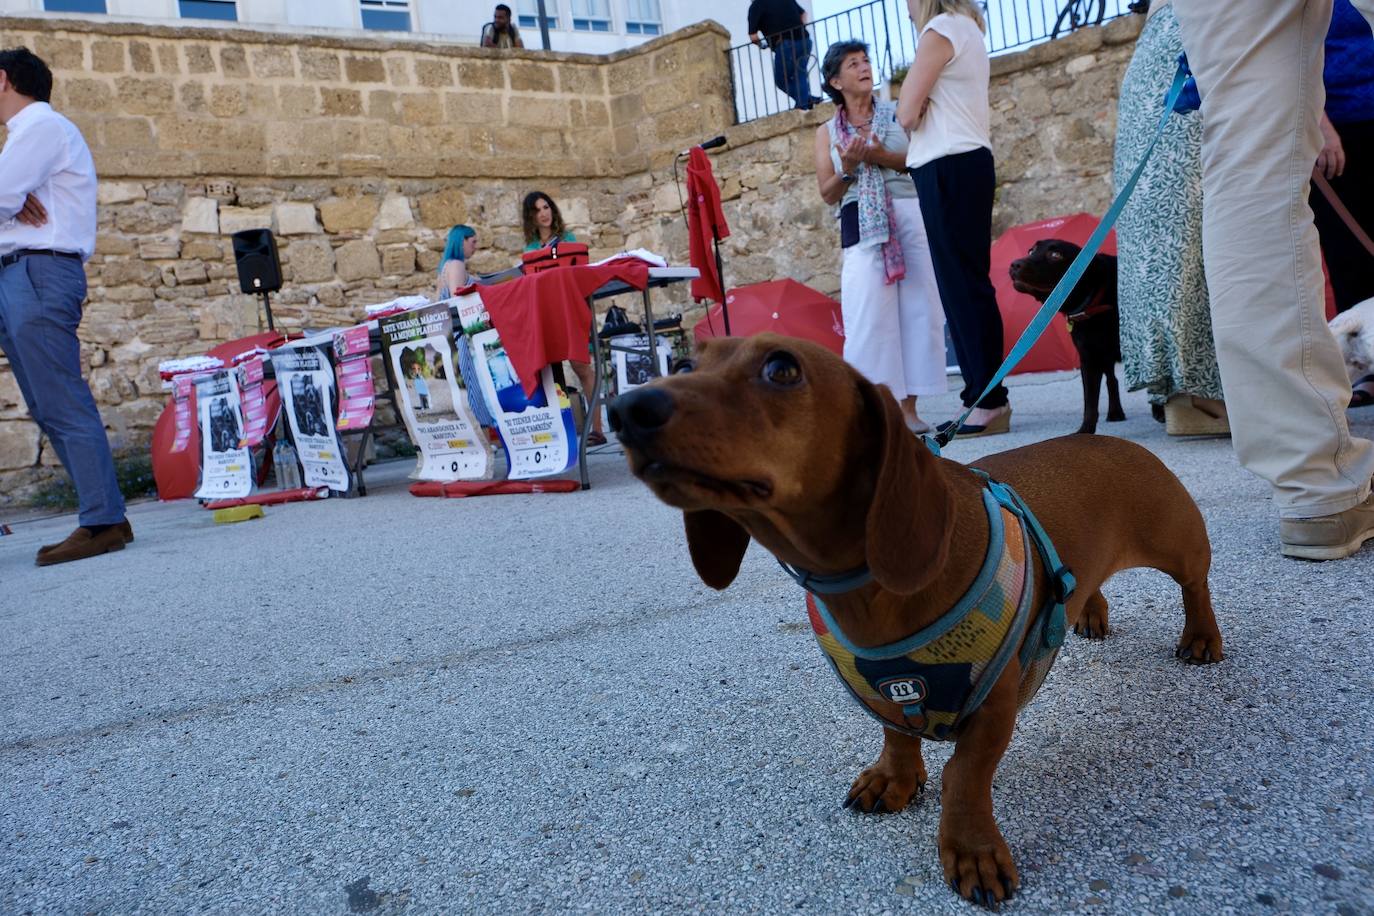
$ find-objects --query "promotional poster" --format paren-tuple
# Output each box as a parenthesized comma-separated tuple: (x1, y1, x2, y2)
(456, 291, 577, 480)
(193, 370, 253, 499)
(170, 375, 195, 454)
(236, 356, 273, 448)
(609, 333, 673, 393)
(380, 303, 491, 481)
(270, 345, 351, 492)
(333, 324, 375, 432)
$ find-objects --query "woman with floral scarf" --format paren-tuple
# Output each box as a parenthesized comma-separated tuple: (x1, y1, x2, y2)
(815, 40, 947, 433)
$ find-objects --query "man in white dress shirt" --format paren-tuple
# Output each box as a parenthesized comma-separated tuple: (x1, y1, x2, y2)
(0, 47, 131, 566)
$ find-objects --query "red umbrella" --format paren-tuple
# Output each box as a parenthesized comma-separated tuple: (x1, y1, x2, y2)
(693, 279, 845, 355)
(990, 213, 1117, 375)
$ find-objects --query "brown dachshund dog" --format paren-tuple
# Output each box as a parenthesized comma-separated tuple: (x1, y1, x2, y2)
(609, 333, 1223, 909)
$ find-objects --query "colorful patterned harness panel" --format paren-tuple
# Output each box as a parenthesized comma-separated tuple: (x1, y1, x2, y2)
(806, 487, 1068, 742)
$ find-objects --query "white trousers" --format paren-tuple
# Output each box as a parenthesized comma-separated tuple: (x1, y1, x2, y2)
(1174, 0, 1374, 517)
(840, 195, 948, 401)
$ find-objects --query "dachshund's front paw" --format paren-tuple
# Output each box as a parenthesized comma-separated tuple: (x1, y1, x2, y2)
(1073, 600, 1109, 640)
(1106, 409, 1126, 422)
(1175, 626, 1224, 664)
(938, 820, 1019, 909)
(844, 757, 926, 815)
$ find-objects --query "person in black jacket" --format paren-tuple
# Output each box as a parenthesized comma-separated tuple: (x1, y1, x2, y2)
(748, 0, 821, 110)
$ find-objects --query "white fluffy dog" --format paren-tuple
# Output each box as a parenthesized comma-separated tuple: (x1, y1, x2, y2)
(1329, 297, 1374, 386)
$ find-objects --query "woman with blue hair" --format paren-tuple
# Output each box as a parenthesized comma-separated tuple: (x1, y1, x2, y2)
(435, 224, 477, 300)
(435, 224, 496, 429)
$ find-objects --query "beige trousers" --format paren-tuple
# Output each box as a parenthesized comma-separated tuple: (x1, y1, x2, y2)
(1173, 0, 1374, 518)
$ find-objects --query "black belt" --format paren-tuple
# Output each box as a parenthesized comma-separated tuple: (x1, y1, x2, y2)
(0, 249, 82, 269)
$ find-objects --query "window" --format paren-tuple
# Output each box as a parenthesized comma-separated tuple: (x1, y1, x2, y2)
(571, 0, 610, 31)
(361, 0, 411, 30)
(624, 0, 659, 34)
(43, 0, 108, 11)
(517, 0, 558, 30)
(178, 0, 237, 20)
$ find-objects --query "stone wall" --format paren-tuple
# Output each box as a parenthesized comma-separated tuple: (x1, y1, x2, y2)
(0, 13, 1141, 503)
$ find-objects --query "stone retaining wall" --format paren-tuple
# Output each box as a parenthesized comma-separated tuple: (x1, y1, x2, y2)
(0, 13, 1141, 502)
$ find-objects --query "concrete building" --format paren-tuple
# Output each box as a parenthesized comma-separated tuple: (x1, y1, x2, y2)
(0, 0, 810, 53)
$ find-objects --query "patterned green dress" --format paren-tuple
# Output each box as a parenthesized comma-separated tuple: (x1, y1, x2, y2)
(1113, 5, 1223, 404)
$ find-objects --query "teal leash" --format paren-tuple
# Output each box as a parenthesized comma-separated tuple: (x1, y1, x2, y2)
(933, 62, 1192, 452)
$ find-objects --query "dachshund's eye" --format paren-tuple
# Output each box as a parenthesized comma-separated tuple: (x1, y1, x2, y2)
(672, 358, 695, 374)
(761, 351, 803, 387)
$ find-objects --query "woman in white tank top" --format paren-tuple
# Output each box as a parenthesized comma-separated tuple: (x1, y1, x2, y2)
(894, 0, 1011, 437)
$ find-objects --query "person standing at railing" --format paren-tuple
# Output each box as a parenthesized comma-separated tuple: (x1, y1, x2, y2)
(896, 0, 1010, 437)
(748, 0, 823, 111)
(814, 40, 946, 433)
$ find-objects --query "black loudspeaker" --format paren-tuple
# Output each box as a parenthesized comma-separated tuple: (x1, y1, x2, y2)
(231, 228, 282, 295)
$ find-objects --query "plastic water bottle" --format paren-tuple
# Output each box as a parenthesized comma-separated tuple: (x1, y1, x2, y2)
(272, 440, 286, 489)
(281, 441, 302, 489)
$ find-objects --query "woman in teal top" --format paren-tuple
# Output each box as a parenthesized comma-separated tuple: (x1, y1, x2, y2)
(522, 191, 577, 250)
(518, 191, 605, 444)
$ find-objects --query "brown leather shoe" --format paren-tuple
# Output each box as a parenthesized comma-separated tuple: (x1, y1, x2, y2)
(38, 519, 134, 556)
(35, 526, 127, 566)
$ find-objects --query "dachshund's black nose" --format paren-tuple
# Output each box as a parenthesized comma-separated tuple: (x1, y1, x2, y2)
(607, 386, 675, 441)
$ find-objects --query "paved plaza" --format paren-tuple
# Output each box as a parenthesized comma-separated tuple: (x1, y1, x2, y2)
(3, 372, 1373, 915)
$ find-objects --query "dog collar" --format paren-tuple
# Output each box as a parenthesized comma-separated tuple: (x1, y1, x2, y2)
(1065, 285, 1114, 323)
(776, 560, 873, 595)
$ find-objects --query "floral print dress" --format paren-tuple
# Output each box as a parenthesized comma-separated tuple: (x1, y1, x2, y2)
(1113, 4, 1224, 404)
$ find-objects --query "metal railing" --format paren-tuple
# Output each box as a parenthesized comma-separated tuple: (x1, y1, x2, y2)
(728, 0, 1136, 124)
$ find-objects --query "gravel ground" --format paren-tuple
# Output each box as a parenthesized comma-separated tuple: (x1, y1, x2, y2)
(3, 372, 1373, 915)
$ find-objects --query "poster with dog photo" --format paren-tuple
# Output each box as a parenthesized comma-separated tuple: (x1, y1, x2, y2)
(270, 344, 351, 492)
(193, 369, 253, 499)
(380, 303, 492, 481)
(609, 333, 673, 392)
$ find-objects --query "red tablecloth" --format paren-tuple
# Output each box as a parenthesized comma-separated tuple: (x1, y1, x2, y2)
(477, 260, 650, 396)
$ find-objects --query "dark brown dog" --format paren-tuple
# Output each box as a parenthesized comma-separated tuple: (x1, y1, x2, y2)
(1010, 239, 1124, 435)
(609, 333, 1223, 909)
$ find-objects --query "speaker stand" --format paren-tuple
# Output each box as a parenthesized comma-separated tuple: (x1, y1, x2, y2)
(259, 291, 276, 333)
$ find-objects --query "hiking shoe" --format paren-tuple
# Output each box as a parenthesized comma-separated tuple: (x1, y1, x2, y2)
(1280, 491, 1374, 560)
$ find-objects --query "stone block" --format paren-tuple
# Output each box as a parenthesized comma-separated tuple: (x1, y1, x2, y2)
(335, 239, 381, 281)
(36, 35, 84, 70)
(508, 62, 555, 93)
(102, 117, 154, 150)
(91, 39, 126, 73)
(416, 187, 465, 228)
(299, 49, 341, 81)
(278, 85, 319, 118)
(321, 88, 363, 117)
(115, 204, 179, 233)
(181, 238, 223, 261)
(96, 233, 136, 256)
(98, 182, 147, 206)
(218, 206, 273, 235)
(274, 202, 321, 235)
(444, 91, 502, 122)
(319, 196, 380, 232)
(368, 89, 400, 122)
(65, 78, 113, 111)
(99, 258, 159, 287)
(116, 76, 175, 115)
(157, 44, 180, 73)
(0, 422, 40, 471)
(377, 195, 414, 230)
(220, 45, 249, 78)
(346, 55, 387, 83)
(380, 245, 416, 275)
(139, 238, 181, 260)
(507, 97, 569, 128)
(129, 40, 155, 73)
(184, 43, 215, 74)
(457, 61, 505, 91)
(401, 93, 443, 126)
(560, 64, 604, 96)
(209, 84, 244, 117)
(386, 57, 411, 86)
(415, 59, 453, 88)
(173, 260, 208, 284)
(180, 81, 206, 112)
(252, 46, 296, 79)
(287, 239, 336, 283)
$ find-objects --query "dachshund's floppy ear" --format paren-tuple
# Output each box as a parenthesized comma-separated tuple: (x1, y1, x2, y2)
(683, 510, 750, 590)
(857, 377, 954, 594)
